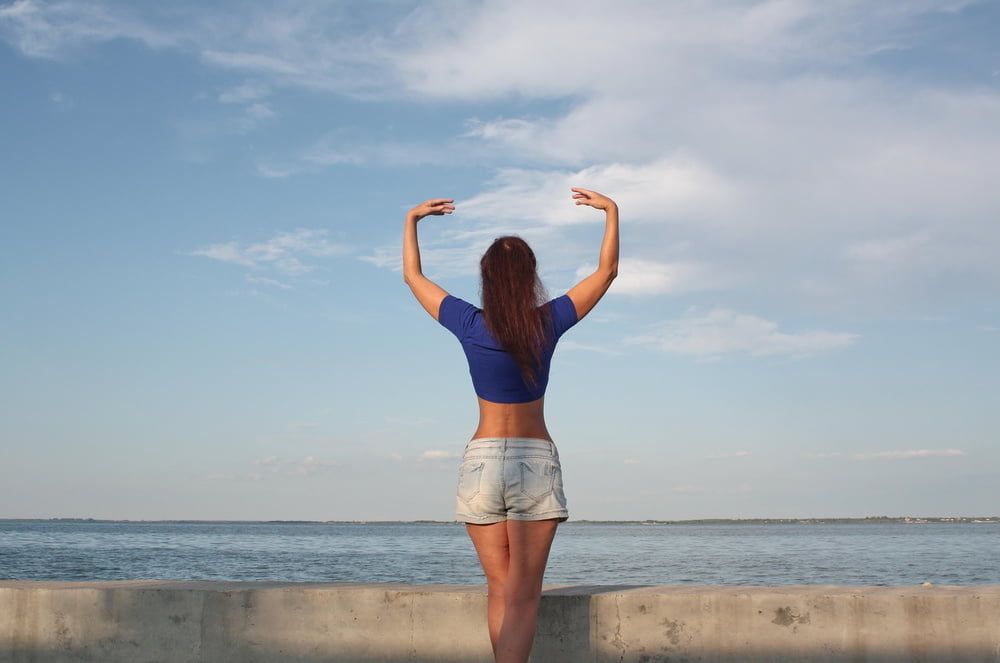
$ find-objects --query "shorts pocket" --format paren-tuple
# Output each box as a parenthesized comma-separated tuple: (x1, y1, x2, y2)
(519, 459, 555, 502)
(457, 460, 485, 503)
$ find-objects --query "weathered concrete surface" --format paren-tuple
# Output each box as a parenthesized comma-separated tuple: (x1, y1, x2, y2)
(1, 581, 998, 662)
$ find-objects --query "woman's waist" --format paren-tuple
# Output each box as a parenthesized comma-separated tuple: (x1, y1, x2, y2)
(464, 436, 559, 458)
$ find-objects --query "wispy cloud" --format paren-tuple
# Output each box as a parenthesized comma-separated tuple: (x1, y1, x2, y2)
(557, 340, 626, 356)
(375, 449, 461, 464)
(206, 454, 339, 481)
(379, 1, 1000, 306)
(853, 449, 965, 461)
(626, 308, 859, 359)
(186, 228, 351, 277)
(48, 88, 74, 108)
(255, 132, 456, 179)
(233, 102, 275, 132)
(217, 79, 271, 104)
(845, 230, 932, 264)
(419, 450, 458, 461)
(286, 455, 338, 477)
(801, 449, 965, 460)
(599, 257, 730, 296)
(254, 454, 338, 477)
(0, 0, 180, 59)
(245, 273, 291, 290)
(359, 156, 744, 280)
(449, 157, 744, 228)
(7, 1, 998, 308)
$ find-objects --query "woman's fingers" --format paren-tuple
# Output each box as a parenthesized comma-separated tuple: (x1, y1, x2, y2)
(570, 187, 612, 209)
(422, 199, 455, 215)
(408, 198, 454, 221)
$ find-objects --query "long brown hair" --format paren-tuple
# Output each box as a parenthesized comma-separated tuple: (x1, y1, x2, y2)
(479, 235, 553, 389)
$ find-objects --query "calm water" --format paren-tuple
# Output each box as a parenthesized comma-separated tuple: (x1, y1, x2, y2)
(1, 520, 997, 585)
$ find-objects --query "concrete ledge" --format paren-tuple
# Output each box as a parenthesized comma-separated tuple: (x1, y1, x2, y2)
(2, 581, 999, 662)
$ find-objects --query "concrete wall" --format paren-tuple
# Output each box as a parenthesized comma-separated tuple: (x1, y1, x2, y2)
(2, 581, 999, 662)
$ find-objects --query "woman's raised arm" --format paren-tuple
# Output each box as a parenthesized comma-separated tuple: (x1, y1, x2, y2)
(564, 188, 619, 322)
(402, 198, 455, 320)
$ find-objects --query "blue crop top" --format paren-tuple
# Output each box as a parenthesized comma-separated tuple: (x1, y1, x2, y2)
(437, 293, 579, 403)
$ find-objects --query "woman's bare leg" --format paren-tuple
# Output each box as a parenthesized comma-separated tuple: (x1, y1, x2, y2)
(495, 518, 559, 663)
(465, 522, 511, 655)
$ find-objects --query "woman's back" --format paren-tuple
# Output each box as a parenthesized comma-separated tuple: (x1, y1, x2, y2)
(438, 293, 580, 405)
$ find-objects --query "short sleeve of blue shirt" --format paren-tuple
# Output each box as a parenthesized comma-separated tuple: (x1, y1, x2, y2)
(437, 294, 478, 341)
(549, 294, 579, 338)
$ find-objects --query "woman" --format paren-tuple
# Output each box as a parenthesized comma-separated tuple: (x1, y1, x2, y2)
(402, 187, 619, 663)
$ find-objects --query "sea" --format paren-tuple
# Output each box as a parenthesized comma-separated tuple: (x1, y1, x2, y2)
(1, 520, 997, 586)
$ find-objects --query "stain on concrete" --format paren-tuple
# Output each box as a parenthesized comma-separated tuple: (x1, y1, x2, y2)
(53, 609, 73, 651)
(772, 606, 810, 627)
(639, 652, 691, 663)
(660, 617, 684, 646)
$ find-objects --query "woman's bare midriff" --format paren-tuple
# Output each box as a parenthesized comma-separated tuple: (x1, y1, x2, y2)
(471, 395, 553, 442)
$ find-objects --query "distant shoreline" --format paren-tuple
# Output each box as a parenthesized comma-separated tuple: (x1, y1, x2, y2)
(2, 516, 998, 525)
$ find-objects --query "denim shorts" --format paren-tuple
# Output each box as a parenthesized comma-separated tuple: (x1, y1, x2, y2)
(455, 437, 569, 524)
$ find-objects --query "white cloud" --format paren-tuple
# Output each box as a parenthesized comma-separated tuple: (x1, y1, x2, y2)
(357, 238, 495, 280)
(0, 0, 179, 59)
(287, 455, 338, 477)
(236, 101, 275, 126)
(452, 157, 744, 228)
(599, 257, 729, 296)
(557, 340, 626, 355)
(245, 273, 291, 289)
(208, 454, 339, 481)
(379, 1, 1000, 305)
(48, 88, 74, 108)
(626, 307, 859, 358)
(419, 450, 457, 461)
(853, 449, 965, 460)
(845, 230, 932, 263)
(256, 133, 455, 178)
(187, 228, 351, 275)
(5, 0, 999, 308)
(217, 80, 271, 104)
(359, 157, 744, 280)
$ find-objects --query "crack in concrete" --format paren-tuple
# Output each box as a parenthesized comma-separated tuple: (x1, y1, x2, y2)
(612, 592, 627, 662)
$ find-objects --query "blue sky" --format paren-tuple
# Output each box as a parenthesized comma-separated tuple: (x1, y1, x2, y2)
(1, 0, 998, 521)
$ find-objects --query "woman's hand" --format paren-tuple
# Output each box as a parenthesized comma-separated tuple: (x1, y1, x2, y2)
(571, 187, 616, 211)
(407, 198, 455, 222)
